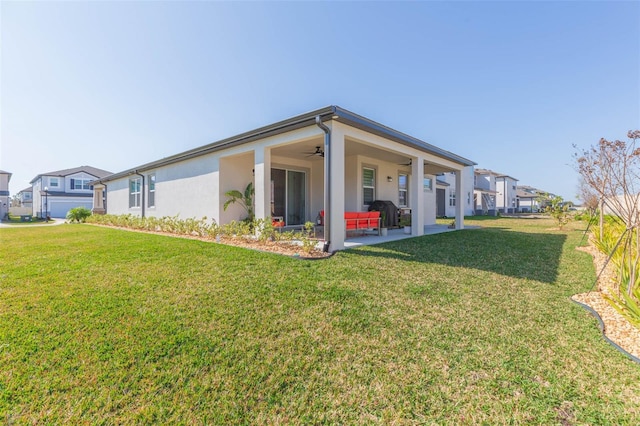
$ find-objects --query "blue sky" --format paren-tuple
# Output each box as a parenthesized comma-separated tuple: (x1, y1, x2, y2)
(2, 1, 639, 202)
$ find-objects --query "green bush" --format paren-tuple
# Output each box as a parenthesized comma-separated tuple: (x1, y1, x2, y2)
(593, 220, 640, 327)
(66, 207, 92, 223)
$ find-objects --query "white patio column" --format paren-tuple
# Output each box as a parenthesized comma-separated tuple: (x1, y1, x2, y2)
(411, 156, 425, 236)
(455, 169, 465, 229)
(253, 146, 271, 221)
(329, 125, 346, 251)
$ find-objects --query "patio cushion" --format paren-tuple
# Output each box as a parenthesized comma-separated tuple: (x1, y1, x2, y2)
(357, 212, 370, 228)
(345, 212, 358, 230)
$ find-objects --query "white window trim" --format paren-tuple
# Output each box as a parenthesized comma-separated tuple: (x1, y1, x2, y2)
(148, 174, 156, 208)
(423, 177, 433, 192)
(71, 178, 91, 191)
(398, 173, 409, 207)
(362, 166, 376, 207)
(129, 177, 141, 208)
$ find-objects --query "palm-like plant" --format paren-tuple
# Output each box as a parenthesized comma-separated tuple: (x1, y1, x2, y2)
(223, 182, 255, 221)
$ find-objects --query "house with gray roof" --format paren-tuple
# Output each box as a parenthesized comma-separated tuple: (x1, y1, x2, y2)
(16, 187, 33, 208)
(31, 166, 112, 218)
(474, 168, 519, 215)
(92, 106, 475, 251)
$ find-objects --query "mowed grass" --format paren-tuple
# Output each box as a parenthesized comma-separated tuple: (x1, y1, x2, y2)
(1, 218, 640, 424)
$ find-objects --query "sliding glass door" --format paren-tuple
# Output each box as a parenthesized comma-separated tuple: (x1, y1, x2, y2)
(271, 168, 306, 226)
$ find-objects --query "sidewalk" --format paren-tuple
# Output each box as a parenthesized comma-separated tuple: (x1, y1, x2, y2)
(0, 218, 66, 228)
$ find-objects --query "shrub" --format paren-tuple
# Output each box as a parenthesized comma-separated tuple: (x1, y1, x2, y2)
(86, 214, 321, 256)
(299, 222, 317, 255)
(66, 207, 92, 223)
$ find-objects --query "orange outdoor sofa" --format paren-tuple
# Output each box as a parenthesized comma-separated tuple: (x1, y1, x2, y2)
(319, 210, 381, 236)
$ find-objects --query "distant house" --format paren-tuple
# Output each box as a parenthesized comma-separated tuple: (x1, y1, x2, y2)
(473, 168, 518, 215)
(91, 106, 476, 252)
(496, 174, 519, 214)
(516, 185, 542, 213)
(0, 170, 11, 219)
(31, 166, 112, 218)
(434, 167, 475, 218)
(16, 187, 33, 208)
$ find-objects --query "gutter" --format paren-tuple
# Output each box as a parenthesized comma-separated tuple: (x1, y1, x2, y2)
(315, 116, 331, 253)
(102, 182, 108, 213)
(100, 107, 338, 183)
(97, 105, 476, 184)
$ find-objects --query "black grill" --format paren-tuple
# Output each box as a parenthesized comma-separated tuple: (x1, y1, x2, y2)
(368, 200, 398, 228)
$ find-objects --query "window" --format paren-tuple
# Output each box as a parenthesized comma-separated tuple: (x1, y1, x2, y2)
(148, 174, 156, 207)
(449, 189, 456, 206)
(71, 179, 91, 190)
(362, 167, 375, 206)
(129, 177, 141, 208)
(398, 173, 408, 207)
(49, 178, 59, 188)
(423, 177, 433, 191)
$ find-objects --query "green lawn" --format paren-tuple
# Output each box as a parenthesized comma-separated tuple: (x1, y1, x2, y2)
(2, 218, 640, 423)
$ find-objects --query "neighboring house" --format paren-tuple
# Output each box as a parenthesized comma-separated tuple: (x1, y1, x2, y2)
(31, 166, 112, 218)
(15, 187, 33, 208)
(516, 185, 542, 212)
(0, 170, 11, 219)
(92, 106, 476, 252)
(496, 173, 519, 214)
(473, 168, 518, 215)
(601, 194, 640, 217)
(473, 168, 499, 215)
(435, 167, 475, 218)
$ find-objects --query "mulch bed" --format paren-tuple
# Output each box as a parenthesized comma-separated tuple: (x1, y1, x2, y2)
(573, 243, 640, 359)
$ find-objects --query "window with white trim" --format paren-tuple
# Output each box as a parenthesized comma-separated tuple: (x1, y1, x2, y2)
(423, 177, 433, 191)
(398, 173, 408, 207)
(362, 167, 376, 206)
(148, 174, 156, 207)
(49, 177, 59, 188)
(129, 177, 141, 208)
(71, 179, 91, 190)
(449, 189, 456, 206)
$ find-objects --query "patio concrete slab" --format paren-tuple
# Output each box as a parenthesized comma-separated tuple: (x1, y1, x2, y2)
(343, 224, 480, 249)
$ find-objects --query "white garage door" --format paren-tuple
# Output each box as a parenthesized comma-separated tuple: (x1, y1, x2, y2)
(49, 201, 92, 218)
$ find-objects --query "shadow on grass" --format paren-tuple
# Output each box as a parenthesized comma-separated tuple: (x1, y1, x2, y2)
(349, 227, 567, 284)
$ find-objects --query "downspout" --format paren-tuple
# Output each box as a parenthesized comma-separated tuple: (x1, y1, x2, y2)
(315, 116, 331, 253)
(135, 171, 145, 218)
(102, 182, 108, 214)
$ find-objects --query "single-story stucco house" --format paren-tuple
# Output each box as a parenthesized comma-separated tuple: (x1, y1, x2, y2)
(92, 106, 476, 251)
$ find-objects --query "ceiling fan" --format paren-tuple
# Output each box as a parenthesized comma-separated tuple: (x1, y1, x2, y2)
(304, 146, 324, 158)
(399, 159, 412, 166)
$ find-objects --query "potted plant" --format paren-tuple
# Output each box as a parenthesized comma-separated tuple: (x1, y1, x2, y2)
(379, 211, 387, 236)
(399, 216, 411, 234)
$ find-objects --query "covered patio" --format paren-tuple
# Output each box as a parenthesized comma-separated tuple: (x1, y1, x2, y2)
(343, 224, 480, 249)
